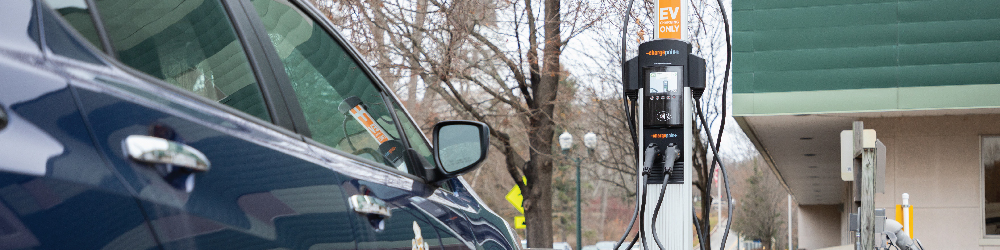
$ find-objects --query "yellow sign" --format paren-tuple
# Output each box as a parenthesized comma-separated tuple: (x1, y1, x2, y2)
(656, 0, 683, 40)
(506, 185, 524, 214)
(514, 216, 526, 229)
(506, 177, 528, 214)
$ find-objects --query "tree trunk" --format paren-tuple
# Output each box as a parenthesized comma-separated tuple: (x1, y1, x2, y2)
(405, 0, 428, 112)
(524, 131, 554, 248)
(524, 0, 561, 247)
(367, 0, 399, 88)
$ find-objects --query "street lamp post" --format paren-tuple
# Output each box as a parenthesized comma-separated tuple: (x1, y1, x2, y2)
(559, 131, 597, 250)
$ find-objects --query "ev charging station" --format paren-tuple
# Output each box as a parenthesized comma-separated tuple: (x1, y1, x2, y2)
(615, 0, 721, 249)
(624, 39, 706, 250)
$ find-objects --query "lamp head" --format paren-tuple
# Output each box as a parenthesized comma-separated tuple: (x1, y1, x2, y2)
(559, 131, 573, 150)
(583, 132, 597, 149)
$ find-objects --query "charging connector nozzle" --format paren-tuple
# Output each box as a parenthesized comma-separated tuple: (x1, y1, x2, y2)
(662, 144, 678, 176)
(643, 144, 660, 175)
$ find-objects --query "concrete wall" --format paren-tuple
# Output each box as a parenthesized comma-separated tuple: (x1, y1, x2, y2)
(798, 204, 842, 249)
(858, 114, 1000, 250)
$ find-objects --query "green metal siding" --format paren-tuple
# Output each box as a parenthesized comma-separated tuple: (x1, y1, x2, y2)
(733, 0, 1000, 96)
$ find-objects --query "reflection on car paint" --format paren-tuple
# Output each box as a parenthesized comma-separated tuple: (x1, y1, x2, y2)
(410, 196, 476, 250)
(456, 177, 520, 250)
(412, 221, 431, 250)
(0, 107, 63, 176)
(308, 144, 416, 191)
(0, 1, 42, 55)
(428, 190, 476, 214)
(0, 28, 159, 249)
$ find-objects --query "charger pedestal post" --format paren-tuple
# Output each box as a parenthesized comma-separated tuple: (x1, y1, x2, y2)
(630, 39, 704, 250)
(639, 87, 692, 250)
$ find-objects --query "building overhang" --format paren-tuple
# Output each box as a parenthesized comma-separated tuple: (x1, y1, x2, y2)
(734, 88, 1000, 205)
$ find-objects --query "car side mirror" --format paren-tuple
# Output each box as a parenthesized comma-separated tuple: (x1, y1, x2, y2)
(431, 120, 490, 181)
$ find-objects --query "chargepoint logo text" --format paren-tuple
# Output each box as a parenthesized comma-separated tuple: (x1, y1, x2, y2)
(646, 49, 680, 56)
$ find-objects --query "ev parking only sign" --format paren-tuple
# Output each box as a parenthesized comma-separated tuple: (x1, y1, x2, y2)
(656, 0, 686, 40)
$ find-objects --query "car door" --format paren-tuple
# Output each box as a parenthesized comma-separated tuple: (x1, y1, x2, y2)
(74, 75, 361, 250)
(68, 0, 365, 249)
(75, 71, 365, 250)
(237, 1, 482, 249)
(0, 1, 159, 249)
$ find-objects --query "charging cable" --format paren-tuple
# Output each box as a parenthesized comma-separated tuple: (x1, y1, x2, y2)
(639, 144, 659, 250)
(615, 0, 642, 247)
(694, 98, 733, 250)
(651, 144, 678, 250)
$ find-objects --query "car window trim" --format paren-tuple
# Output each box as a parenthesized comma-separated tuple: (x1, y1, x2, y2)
(387, 96, 433, 149)
(303, 136, 427, 182)
(378, 91, 418, 168)
(81, 0, 114, 55)
(36, 0, 110, 66)
(219, 0, 304, 132)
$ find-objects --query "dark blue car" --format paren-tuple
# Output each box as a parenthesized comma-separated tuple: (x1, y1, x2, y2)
(0, 0, 519, 249)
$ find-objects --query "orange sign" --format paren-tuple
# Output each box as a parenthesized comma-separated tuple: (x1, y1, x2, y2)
(349, 105, 390, 144)
(656, 0, 683, 40)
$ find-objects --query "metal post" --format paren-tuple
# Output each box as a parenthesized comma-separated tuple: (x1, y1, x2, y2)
(902, 193, 910, 238)
(577, 157, 582, 250)
(788, 194, 792, 250)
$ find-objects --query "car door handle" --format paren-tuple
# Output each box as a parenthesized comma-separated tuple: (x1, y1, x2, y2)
(124, 135, 211, 172)
(349, 194, 391, 218)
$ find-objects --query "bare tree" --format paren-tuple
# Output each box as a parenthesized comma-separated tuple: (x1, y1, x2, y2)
(732, 158, 785, 249)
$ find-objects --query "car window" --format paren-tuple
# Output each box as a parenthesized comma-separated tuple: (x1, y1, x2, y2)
(249, 0, 409, 172)
(43, 0, 103, 49)
(93, 0, 271, 122)
(41, 1, 104, 65)
(390, 100, 434, 167)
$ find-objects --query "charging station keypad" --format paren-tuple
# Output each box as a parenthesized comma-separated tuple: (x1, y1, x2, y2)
(647, 96, 677, 124)
(643, 66, 684, 128)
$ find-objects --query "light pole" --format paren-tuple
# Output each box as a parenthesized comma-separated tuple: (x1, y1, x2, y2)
(559, 131, 597, 250)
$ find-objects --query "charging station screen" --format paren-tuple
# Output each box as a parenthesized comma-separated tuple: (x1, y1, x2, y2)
(649, 72, 678, 93)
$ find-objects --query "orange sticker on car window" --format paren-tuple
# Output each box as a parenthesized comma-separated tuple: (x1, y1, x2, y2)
(349, 105, 390, 144)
